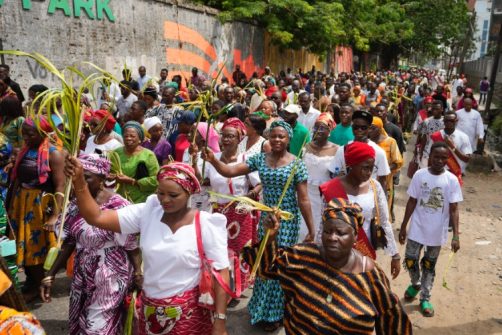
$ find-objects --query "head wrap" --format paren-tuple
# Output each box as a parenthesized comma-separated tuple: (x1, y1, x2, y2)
(123, 121, 145, 141)
(157, 162, 201, 194)
(196, 122, 221, 153)
(143, 116, 162, 132)
(316, 113, 335, 130)
(424, 96, 433, 104)
(371, 116, 388, 137)
(24, 116, 53, 133)
(92, 109, 116, 132)
(322, 198, 364, 233)
(79, 153, 111, 176)
(270, 120, 293, 139)
(344, 141, 375, 167)
(222, 117, 247, 141)
(166, 81, 179, 90)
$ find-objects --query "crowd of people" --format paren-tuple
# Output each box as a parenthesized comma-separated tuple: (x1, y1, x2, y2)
(0, 62, 486, 334)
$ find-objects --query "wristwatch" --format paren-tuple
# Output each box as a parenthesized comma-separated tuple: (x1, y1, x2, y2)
(214, 313, 227, 320)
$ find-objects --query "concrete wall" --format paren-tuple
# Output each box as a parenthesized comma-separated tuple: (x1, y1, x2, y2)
(0, 0, 265, 92)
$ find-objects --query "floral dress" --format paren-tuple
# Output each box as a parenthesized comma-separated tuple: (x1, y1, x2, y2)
(63, 195, 138, 335)
(245, 153, 308, 324)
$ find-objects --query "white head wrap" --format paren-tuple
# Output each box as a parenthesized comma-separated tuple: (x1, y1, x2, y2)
(143, 117, 162, 131)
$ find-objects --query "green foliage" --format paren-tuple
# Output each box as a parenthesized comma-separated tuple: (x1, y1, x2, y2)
(491, 115, 502, 137)
(192, 0, 470, 59)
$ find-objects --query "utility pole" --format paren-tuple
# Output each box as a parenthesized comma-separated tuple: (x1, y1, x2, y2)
(0, 39, 4, 65)
(485, 21, 502, 123)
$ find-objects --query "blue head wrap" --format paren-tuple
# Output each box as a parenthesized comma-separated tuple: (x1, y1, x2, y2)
(123, 121, 145, 141)
(270, 120, 293, 139)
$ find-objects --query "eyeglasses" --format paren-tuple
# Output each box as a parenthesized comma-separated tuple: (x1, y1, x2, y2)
(352, 125, 369, 130)
(313, 125, 330, 132)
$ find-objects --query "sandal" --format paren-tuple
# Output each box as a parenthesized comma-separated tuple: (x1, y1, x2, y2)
(262, 321, 282, 332)
(404, 285, 421, 301)
(420, 300, 435, 317)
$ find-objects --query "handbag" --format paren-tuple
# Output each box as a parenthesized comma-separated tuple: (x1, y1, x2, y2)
(369, 180, 388, 250)
(134, 161, 149, 180)
(194, 211, 240, 310)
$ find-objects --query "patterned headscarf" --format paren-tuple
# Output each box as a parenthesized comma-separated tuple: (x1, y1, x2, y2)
(157, 162, 201, 194)
(270, 120, 293, 139)
(222, 117, 247, 141)
(79, 154, 111, 177)
(322, 198, 364, 233)
(316, 113, 335, 131)
(123, 121, 145, 141)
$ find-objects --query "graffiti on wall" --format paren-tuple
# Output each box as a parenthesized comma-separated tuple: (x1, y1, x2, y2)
(163, 21, 262, 83)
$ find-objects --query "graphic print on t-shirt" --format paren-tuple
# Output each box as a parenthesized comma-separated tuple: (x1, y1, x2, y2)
(419, 182, 444, 213)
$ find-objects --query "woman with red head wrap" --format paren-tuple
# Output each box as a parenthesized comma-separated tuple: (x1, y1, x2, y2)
(320, 141, 401, 279)
(8, 116, 66, 302)
(456, 87, 478, 110)
(84, 110, 123, 155)
(203, 116, 262, 296)
(63, 157, 232, 335)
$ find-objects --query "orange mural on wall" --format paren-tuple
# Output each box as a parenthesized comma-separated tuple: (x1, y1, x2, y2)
(163, 21, 262, 83)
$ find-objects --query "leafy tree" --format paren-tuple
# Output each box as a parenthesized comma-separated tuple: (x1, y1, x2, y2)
(192, 0, 470, 64)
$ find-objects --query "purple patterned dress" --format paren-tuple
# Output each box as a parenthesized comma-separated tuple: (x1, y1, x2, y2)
(63, 195, 138, 335)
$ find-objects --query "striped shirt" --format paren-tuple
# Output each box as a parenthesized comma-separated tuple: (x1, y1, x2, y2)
(243, 241, 412, 335)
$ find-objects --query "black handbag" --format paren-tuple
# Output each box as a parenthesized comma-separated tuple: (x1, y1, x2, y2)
(369, 180, 388, 250)
(134, 162, 149, 180)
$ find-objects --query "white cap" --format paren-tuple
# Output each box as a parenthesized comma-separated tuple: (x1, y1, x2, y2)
(283, 104, 301, 115)
(143, 116, 162, 131)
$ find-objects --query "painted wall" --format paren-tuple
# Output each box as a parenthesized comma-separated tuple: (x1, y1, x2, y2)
(0, 0, 265, 92)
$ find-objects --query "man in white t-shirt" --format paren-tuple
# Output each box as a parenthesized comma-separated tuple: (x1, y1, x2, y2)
(455, 98, 484, 153)
(328, 110, 390, 191)
(297, 92, 321, 132)
(426, 111, 472, 175)
(285, 79, 305, 106)
(399, 142, 462, 317)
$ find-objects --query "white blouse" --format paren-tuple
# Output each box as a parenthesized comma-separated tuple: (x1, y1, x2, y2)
(118, 195, 230, 298)
(347, 179, 398, 257)
(206, 153, 260, 204)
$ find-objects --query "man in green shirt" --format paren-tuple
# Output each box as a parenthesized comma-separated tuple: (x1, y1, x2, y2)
(328, 103, 354, 146)
(281, 104, 311, 156)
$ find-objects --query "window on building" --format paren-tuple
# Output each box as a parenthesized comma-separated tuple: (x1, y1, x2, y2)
(481, 20, 489, 56)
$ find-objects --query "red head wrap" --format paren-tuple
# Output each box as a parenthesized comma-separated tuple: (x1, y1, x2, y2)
(344, 141, 375, 167)
(157, 162, 201, 194)
(92, 109, 116, 132)
(222, 117, 247, 141)
(24, 115, 53, 133)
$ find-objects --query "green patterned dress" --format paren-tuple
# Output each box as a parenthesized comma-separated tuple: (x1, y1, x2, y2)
(245, 153, 308, 324)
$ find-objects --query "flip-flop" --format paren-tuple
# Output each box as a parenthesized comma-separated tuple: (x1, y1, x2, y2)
(404, 285, 421, 301)
(420, 300, 435, 317)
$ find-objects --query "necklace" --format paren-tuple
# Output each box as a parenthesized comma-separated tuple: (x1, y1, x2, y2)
(325, 250, 356, 303)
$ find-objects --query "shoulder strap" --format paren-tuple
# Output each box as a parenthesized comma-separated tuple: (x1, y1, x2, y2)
(194, 211, 240, 298)
(194, 211, 205, 260)
(369, 180, 380, 227)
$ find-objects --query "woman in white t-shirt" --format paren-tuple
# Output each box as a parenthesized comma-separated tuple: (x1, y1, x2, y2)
(63, 159, 230, 335)
(204, 118, 261, 295)
(84, 109, 123, 155)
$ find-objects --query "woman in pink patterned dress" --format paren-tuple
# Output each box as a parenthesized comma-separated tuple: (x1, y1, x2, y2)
(40, 154, 141, 335)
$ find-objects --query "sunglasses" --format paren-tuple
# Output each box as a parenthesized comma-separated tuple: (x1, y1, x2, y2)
(352, 125, 369, 130)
